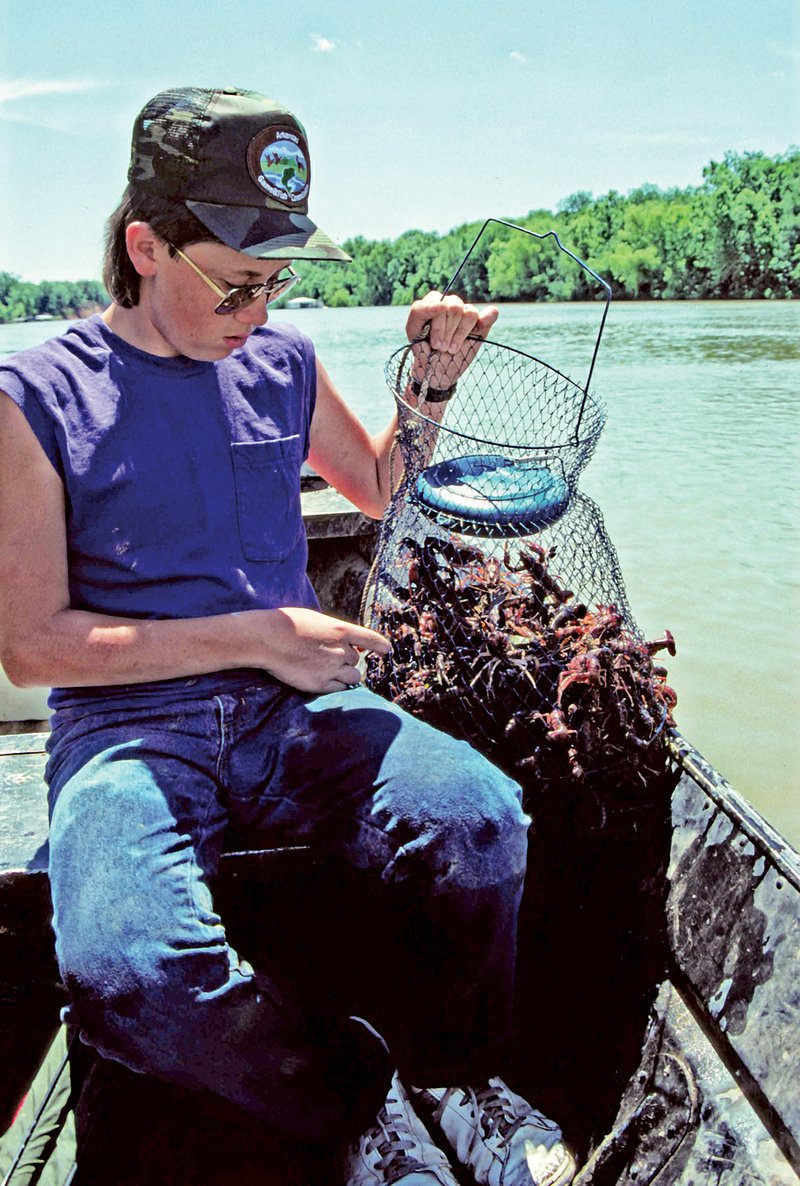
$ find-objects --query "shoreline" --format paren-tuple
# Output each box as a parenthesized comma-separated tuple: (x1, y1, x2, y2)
(0, 295, 796, 329)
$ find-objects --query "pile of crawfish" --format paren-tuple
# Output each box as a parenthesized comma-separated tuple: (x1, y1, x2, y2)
(366, 534, 677, 798)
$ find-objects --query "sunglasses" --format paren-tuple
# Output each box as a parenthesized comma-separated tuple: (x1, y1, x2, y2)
(169, 245, 301, 315)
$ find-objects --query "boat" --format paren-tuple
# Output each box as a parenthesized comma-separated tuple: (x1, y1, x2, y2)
(284, 296, 324, 309)
(1, 480, 798, 1185)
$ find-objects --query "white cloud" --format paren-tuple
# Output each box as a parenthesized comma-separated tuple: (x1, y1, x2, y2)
(510, 51, 526, 64)
(0, 78, 106, 106)
(311, 34, 336, 53)
(768, 42, 800, 63)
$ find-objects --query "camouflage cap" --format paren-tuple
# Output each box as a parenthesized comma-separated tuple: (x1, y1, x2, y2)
(128, 86, 350, 262)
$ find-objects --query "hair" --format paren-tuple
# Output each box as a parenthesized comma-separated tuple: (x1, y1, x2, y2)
(102, 185, 222, 308)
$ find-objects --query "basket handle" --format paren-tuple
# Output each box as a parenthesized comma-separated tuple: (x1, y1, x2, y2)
(442, 219, 612, 403)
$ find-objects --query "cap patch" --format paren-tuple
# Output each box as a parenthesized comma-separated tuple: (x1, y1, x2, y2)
(247, 125, 310, 205)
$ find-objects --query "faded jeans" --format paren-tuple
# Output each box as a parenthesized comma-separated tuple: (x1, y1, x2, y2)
(45, 680, 529, 1143)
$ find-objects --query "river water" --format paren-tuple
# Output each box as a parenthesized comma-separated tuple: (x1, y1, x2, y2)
(2, 301, 798, 847)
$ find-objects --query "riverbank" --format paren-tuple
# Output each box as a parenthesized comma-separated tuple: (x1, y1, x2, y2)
(2, 304, 105, 326)
(0, 271, 107, 326)
(1, 294, 793, 330)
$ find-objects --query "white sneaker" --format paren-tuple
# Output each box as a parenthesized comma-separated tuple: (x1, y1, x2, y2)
(412, 1077, 577, 1186)
(344, 1072, 460, 1185)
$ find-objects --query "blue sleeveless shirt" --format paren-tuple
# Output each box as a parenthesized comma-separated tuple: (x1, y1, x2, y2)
(0, 315, 319, 710)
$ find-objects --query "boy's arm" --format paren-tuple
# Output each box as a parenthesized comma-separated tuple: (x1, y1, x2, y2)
(0, 394, 388, 695)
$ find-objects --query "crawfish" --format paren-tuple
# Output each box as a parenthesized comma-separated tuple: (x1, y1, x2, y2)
(556, 650, 606, 706)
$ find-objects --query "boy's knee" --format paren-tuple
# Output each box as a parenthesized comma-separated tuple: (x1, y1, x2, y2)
(372, 750, 529, 891)
(56, 906, 231, 1033)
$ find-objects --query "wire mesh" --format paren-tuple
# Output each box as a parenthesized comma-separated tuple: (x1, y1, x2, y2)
(388, 337, 606, 536)
(363, 491, 679, 793)
(362, 225, 677, 800)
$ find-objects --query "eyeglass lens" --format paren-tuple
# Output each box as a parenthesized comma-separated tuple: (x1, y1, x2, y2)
(216, 272, 299, 315)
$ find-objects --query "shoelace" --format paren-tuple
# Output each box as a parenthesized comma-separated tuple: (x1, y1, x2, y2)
(364, 1102, 425, 1176)
(471, 1083, 529, 1141)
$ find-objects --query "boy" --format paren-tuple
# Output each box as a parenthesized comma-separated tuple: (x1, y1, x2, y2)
(0, 87, 574, 1185)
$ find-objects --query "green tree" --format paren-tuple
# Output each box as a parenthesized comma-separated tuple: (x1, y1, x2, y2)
(0, 274, 39, 322)
(697, 150, 800, 297)
(0, 272, 109, 323)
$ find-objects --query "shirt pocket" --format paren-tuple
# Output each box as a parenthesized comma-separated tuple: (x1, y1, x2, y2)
(231, 438, 303, 562)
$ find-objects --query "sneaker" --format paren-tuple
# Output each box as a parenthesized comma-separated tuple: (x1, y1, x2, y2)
(344, 1072, 461, 1185)
(412, 1077, 577, 1186)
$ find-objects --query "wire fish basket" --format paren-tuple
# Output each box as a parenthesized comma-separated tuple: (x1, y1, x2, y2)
(386, 220, 612, 537)
(362, 223, 678, 795)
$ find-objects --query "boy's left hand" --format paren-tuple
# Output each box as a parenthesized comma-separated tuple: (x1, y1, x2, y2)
(405, 292, 498, 390)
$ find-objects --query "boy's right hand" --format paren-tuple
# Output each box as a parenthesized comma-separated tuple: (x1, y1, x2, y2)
(259, 607, 390, 694)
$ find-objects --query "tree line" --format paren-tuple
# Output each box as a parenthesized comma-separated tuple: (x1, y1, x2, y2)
(296, 148, 799, 305)
(0, 275, 108, 325)
(1, 148, 796, 323)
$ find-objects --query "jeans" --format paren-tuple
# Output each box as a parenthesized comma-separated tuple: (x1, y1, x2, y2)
(45, 680, 529, 1142)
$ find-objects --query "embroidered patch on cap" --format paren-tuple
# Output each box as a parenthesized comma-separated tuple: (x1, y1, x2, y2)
(247, 126, 310, 205)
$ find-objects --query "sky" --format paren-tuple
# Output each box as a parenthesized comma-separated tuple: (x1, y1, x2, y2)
(1, 0, 798, 282)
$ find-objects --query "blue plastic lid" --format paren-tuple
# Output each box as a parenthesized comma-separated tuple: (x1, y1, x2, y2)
(414, 454, 570, 535)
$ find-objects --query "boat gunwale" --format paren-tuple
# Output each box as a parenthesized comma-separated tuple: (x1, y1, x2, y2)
(666, 728, 800, 890)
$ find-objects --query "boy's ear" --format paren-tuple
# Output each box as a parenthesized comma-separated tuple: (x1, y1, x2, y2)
(125, 221, 162, 278)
